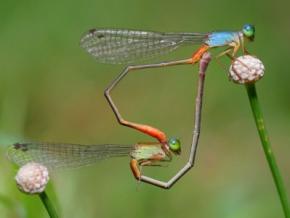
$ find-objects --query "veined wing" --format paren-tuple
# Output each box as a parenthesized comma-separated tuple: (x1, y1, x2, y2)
(7, 142, 132, 170)
(80, 29, 208, 64)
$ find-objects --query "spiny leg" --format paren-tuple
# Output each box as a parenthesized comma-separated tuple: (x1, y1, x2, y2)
(215, 41, 240, 60)
(226, 53, 252, 70)
(243, 47, 250, 55)
(215, 45, 249, 80)
(104, 58, 194, 144)
(130, 159, 141, 180)
(214, 47, 234, 73)
(214, 47, 245, 81)
(213, 43, 240, 70)
(139, 52, 212, 189)
(240, 36, 250, 55)
(216, 47, 234, 59)
(129, 153, 167, 180)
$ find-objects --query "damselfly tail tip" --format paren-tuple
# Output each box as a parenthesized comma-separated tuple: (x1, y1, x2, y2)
(88, 28, 97, 34)
(13, 142, 29, 151)
(80, 28, 98, 47)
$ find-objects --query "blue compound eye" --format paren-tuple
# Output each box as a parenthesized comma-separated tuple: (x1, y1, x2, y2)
(242, 24, 255, 40)
(168, 138, 181, 154)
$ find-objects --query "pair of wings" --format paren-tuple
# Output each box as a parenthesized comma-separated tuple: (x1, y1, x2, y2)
(7, 142, 132, 170)
(80, 29, 208, 64)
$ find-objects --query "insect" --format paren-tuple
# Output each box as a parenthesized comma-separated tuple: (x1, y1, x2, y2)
(79, 24, 255, 145)
(7, 138, 181, 180)
(80, 24, 255, 65)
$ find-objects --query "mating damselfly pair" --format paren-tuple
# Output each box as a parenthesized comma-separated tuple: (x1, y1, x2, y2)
(7, 24, 255, 188)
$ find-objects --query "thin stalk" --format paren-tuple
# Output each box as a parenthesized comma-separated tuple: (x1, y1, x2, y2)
(246, 83, 290, 218)
(39, 191, 59, 218)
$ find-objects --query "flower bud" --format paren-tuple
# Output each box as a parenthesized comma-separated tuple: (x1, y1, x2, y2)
(229, 55, 265, 84)
(15, 162, 49, 194)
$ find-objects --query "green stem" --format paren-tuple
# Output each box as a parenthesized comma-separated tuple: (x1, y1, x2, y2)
(39, 191, 59, 218)
(246, 83, 290, 218)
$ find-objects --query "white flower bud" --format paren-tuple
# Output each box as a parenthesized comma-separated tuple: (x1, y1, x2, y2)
(15, 162, 49, 194)
(229, 55, 265, 84)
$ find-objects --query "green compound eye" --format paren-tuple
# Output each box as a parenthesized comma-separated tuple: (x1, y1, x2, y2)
(168, 138, 181, 154)
(242, 24, 255, 40)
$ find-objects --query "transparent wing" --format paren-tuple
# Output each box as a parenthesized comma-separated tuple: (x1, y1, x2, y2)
(7, 142, 132, 170)
(80, 28, 208, 64)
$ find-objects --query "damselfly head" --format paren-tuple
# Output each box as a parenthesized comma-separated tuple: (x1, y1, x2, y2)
(168, 138, 181, 155)
(242, 24, 255, 41)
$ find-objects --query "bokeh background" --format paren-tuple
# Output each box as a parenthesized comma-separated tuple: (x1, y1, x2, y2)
(0, 0, 289, 217)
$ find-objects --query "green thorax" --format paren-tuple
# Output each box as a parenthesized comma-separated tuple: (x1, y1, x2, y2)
(130, 143, 166, 161)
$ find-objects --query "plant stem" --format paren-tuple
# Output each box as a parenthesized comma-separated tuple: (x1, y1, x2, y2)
(246, 83, 290, 218)
(39, 191, 59, 218)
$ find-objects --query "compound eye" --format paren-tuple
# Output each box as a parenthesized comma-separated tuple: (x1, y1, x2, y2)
(168, 138, 181, 153)
(243, 24, 255, 39)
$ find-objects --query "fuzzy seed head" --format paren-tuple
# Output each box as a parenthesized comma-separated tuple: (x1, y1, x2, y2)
(15, 162, 49, 194)
(229, 55, 265, 84)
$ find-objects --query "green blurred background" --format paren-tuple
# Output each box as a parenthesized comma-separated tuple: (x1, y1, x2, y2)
(0, 0, 289, 217)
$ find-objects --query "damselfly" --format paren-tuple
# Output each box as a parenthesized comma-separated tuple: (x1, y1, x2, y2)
(79, 24, 255, 144)
(80, 24, 254, 64)
(7, 138, 181, 180)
